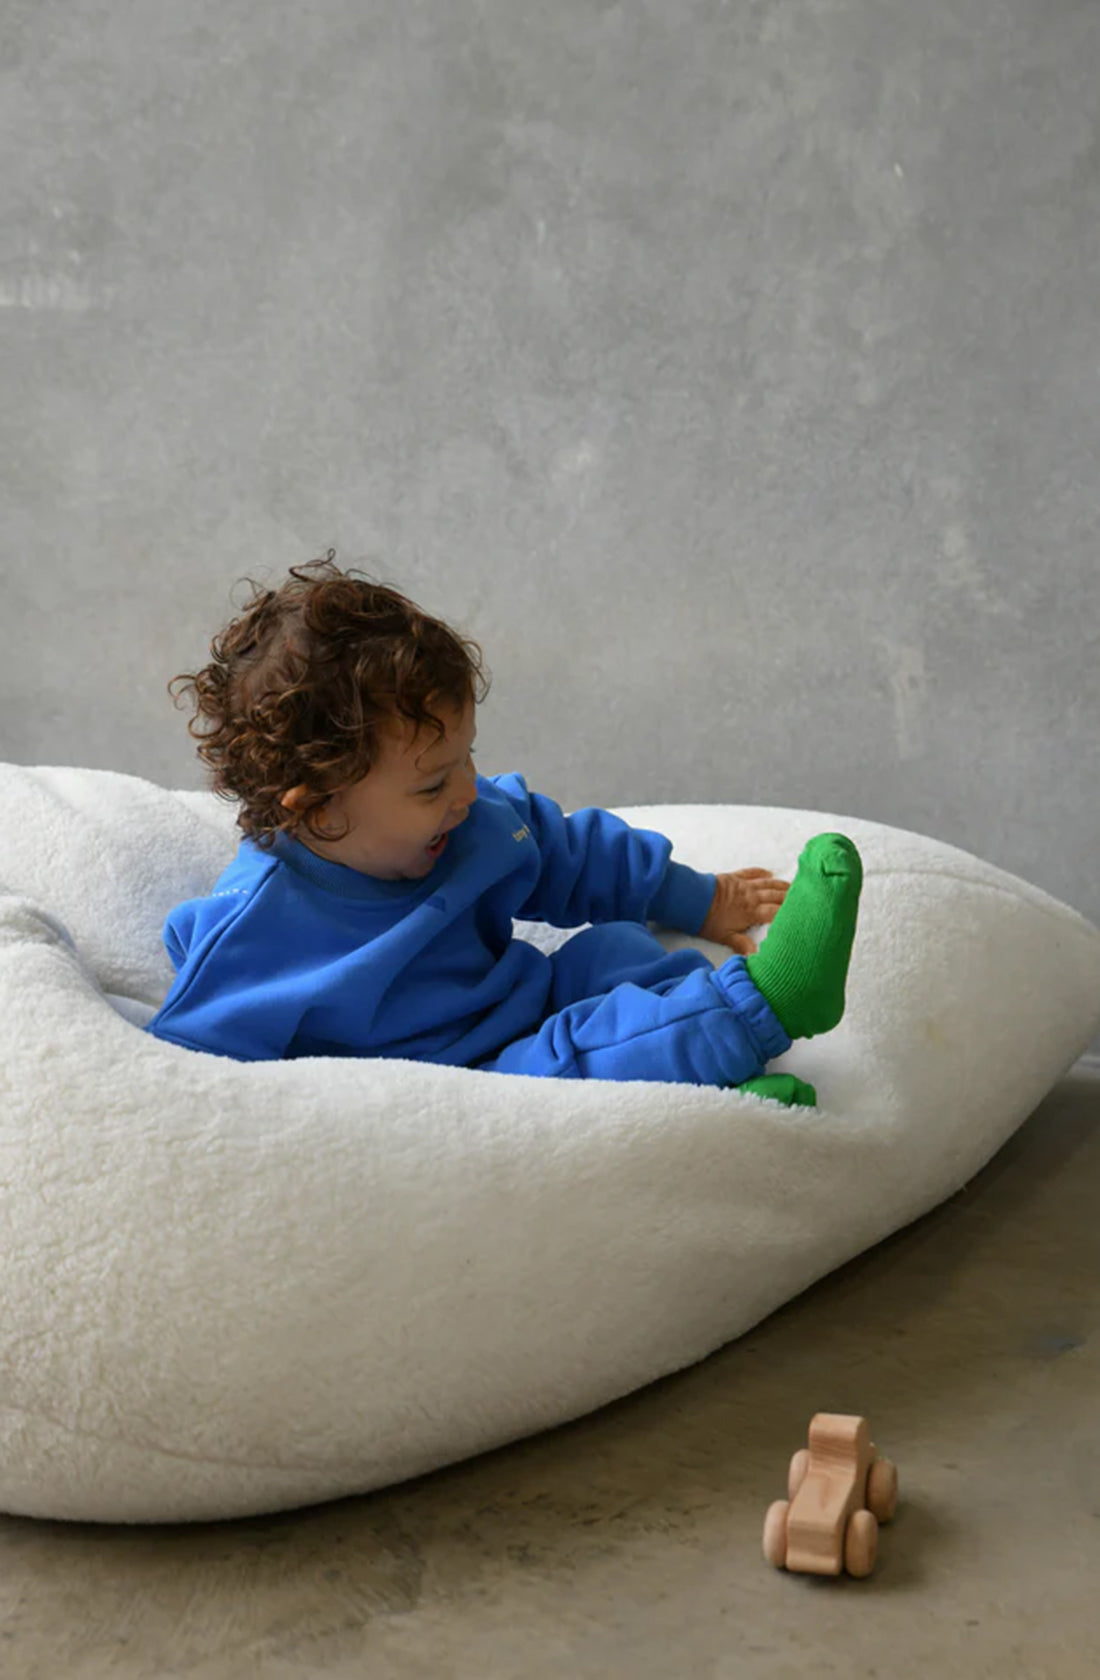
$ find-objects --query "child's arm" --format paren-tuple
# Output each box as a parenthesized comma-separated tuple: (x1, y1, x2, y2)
(487, 772, 723, 934)
(490, 774, 789, 948)
(149, 973, 305, 1061)
(148, 892, 308, 1061)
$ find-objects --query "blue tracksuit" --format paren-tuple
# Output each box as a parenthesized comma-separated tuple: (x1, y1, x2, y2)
(146, 772, 791, 1083)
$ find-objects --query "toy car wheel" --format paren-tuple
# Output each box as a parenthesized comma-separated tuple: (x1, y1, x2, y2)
(787, 1448, 811, 1500)
(763, 1500, 790, 1568)
(867, 1456, 898, 1522)
(844, 1508, 879, 1578)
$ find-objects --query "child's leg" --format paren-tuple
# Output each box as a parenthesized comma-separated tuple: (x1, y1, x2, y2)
(546, 925, 819, 1104)
(545, 920, 715, 1011)
(478, 947, 790, 1085)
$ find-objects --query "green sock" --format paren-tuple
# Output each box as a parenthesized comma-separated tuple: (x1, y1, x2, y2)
(737, 1073, 818, 1108)
(745, 833, 862, 1040)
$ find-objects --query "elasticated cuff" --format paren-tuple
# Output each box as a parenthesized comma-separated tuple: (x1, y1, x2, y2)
(709, 956, 793, 1063)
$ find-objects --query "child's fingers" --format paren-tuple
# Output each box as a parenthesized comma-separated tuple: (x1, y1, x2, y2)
(749, 884, 788, 907)
(729, 871, 791, 893)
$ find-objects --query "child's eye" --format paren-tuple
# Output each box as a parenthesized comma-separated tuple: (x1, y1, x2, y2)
(419, 750, 475, 798)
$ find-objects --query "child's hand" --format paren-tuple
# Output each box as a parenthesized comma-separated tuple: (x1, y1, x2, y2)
(700, 868, 790, 955)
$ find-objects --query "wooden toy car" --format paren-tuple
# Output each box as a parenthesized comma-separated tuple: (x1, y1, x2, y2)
(763, 1413, 898, 1579)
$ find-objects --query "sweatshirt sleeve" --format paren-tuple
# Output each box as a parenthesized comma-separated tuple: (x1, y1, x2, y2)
(147, 890, 306, 1062)
(488, 773, 717, 933)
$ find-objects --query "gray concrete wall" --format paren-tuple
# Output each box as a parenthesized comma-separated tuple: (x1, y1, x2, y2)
(2, 0, 1098, 940)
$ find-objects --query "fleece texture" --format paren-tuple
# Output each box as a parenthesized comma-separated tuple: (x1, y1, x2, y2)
(0, 762, 1097, 1524)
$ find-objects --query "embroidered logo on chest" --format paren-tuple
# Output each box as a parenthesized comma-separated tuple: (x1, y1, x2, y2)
(512, 825, 531, 843)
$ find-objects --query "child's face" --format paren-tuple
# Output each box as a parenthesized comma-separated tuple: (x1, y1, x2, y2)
(285, 698, 479, 881)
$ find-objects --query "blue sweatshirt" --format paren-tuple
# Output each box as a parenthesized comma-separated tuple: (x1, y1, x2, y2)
(146, 773, 718, 1064)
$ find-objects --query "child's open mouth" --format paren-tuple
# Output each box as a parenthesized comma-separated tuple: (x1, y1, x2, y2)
(426, 832, 448, 859)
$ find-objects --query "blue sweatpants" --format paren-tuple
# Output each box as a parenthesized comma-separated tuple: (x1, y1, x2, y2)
(477, 921, 791, 1085)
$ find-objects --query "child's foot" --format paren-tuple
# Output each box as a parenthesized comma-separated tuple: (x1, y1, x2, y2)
(737, 1072, 818, 1108)
(744, 834, 862, 1039)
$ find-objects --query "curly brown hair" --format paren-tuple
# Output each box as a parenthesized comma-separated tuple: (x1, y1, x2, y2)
(169, 553, 490, 846)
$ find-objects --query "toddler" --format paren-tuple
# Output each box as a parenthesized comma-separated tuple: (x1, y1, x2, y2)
(147, 556, 862, 1105)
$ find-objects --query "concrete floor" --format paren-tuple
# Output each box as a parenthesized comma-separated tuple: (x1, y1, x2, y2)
(2, 1068, 1097, 1679)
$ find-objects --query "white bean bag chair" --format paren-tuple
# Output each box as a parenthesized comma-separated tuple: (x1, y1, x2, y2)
(1, 763, 1098, 1524)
